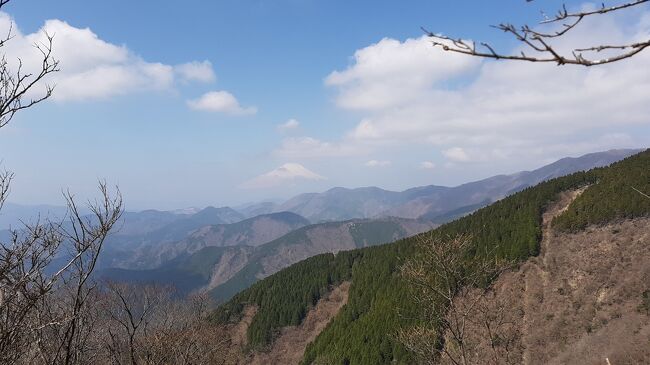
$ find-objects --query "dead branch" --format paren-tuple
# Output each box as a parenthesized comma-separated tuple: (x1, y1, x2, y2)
(398, 234, 514, 365)
(0, 183, 123, 365)
(423, 1, 650, 66)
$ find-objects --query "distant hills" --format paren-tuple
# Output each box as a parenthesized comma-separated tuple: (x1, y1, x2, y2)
(101, 216, 434, 296)
(207, 216, 434, 301)
(0, 202, 78, 230)
(3, 149, 639, 231)
(262, 149, 641, 222)
(101, 211, 310, 270)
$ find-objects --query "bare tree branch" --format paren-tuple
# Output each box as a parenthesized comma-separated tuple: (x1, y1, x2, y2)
(398, 234, 514, 365)
(424, 0, 650, 66)
(0, 0, 59, 130)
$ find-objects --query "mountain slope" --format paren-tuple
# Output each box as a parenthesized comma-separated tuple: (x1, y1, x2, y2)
(276, 187, 408, 223)
(211, 149, 650, 364)
(100, 216, 431, 299)
(386, 148, 641, 219)
(438, 196, 650, 364)
(209, 217, 435, 302)
(236, 201, 280, 219)
(264, 149, 639, 222)
(100, 245, 254, 294)
(106, 211, 309, 270)
(113, 209, 184, 236)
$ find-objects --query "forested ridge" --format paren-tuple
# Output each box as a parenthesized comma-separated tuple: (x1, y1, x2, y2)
(208, 218, 423, 303)
(211, 149, 650, 364)
(553, 150, 650, 231)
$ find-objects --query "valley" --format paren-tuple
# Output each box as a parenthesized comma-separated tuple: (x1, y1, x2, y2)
(79, 149, 638, 302)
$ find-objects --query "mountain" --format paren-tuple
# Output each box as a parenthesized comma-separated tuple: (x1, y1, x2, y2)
(113, 206, 244, 238)
(100, 245, 255, 294)
(103, 211, 308, 270)
(102, 216, 433, 298)
(185, 211, 310, 249)
(208, 217, 435, 302)
(262, 149, 640, 222)
(113, 209, 184, 236)
(276, 187, 407, 223)
(0, 204, 243, 242)
(393, 148, 642, 220)
(235, 201, 280, 219)
(114, 206, 243, 246)
(211, 149, 650, 364)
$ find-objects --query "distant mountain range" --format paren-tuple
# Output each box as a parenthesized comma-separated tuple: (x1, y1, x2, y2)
(101, 211, 310, 270)
(2, 148, 642, 299)
(3, 149, 639, 231)
(0, 202, 80, 230)
(241, 148, 641, 222)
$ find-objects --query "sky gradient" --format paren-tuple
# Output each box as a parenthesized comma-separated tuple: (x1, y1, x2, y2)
(0, 0, 648, 210)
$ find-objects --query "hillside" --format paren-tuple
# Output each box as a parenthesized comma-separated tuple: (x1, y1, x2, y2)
(100, 245, 254, 294)
(209, 217, 434, 302)
(102, 212, 309, 270)
(99, 216, 431, 299)
(440, 193, 650, 364)
(276, 187, 411, 222)
(211, 149, 650, 364)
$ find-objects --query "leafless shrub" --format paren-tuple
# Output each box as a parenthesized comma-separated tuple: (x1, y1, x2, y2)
(423, 0, 650, 66)
(96, 282, 232, 365)
(0, 182, 123, 365)
(398, 234, 516, 365)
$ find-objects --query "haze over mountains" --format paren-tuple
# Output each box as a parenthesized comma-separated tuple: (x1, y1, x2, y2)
(101, 216, 434, 296)
(0, 148, 640, 297)
(89, 148, 640, 300)
(103, 211, 311, 270)
(242, 148, 641, 222)
(1, 149, 639, 231)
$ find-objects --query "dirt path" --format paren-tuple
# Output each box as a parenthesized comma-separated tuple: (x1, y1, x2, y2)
(246, 281, 351, 365)
(231, 305, 257, 348)
(521, 188, 586, 365)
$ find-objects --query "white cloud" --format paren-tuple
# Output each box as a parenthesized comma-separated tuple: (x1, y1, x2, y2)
(187, 91, 257, 115)
(241, 163, 324, 189)
(325, 36, 480, 111)
(420, 161, 435, 169)
(365, 160, 391, 167)
(278, 118, 300, 131)
(275, 136, 366, 159)
(0, 14, 229, 102)
(442, 147, 471, 162)
(323, 8, 650, 168)
(175, 61, 216, 83)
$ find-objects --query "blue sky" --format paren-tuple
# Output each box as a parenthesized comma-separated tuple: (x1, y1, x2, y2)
(0, 0, 648, 210)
